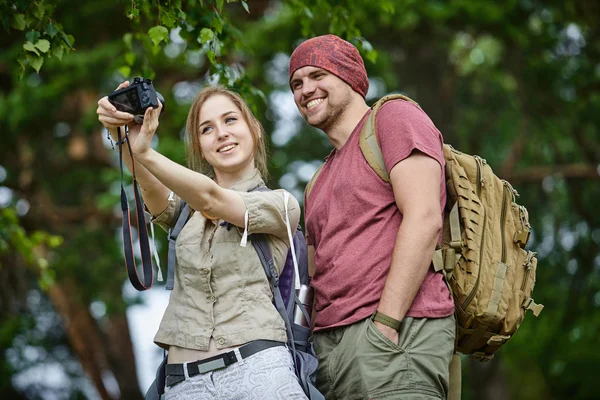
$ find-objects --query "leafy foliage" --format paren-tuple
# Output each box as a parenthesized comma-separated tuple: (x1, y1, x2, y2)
(0, 0, 598, 399)
(1, 0, 75, 78)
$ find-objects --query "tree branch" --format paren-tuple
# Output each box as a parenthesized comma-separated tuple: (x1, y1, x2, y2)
(501, 163, 599, 183)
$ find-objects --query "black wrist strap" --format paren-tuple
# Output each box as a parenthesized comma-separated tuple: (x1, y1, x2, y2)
(373, 310, 402, 331)
(118, 126, 155, 291)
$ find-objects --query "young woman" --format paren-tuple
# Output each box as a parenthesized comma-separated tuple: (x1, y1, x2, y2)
(97, 84, 307, 399)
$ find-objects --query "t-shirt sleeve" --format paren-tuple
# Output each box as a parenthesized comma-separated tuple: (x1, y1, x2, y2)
(375, 100, 445, 173)
(236, 189, 300, 242)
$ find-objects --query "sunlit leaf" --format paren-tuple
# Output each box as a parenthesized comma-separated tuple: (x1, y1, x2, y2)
(34, 39, 51, 53)
(123, 33, 133, 48)
(23, 41, 40, 55)
(124, 51, 136, 66)
(212, 16, 223, 34)
(200, 28, 214, 44)
(148, 25, 169, 46)
(161, 10, 176, 28)
(118, 65, 131, 78)
(207, 50, 216, 64)
(48, 236, 64, 248)
(128, 8, 139, 19)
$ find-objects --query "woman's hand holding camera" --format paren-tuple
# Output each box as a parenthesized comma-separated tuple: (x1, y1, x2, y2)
(96, 81, 163, 157)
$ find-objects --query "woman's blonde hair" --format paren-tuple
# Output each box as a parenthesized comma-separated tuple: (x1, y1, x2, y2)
(184, 86, 268, 180)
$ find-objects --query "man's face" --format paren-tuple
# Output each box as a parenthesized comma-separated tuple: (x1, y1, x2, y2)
(290, 66, 354, 132)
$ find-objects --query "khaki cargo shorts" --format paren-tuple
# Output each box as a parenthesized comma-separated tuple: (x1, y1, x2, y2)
(313, 314, 455, 400)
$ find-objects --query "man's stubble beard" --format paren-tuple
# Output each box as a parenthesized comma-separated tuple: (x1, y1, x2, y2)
(306, 90, 354, 134)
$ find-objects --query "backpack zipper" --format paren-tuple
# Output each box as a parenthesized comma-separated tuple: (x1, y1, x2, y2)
(501, 181, 520, 262)
(474, 156, 486, 196)
(500, 184, 509, 263)
(521, 251, 537, 291)
(462, 215, 487, 310)
(461, 156, 487, 310)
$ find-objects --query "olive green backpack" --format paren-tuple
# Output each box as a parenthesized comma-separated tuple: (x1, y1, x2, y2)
(306, 94, 544, 361)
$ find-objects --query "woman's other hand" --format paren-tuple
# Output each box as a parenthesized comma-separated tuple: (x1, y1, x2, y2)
(131, 99, 163, 156)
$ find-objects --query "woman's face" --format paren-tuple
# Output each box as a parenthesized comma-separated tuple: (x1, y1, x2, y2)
(198, 94, 256, 180)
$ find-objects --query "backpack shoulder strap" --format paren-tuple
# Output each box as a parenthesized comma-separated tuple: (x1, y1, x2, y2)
(166, 199, 191, 290)
(247, 185, 282, 282)
(359, 94, 421, 183)
(304, 163, 325, 201)
(251, 233, 296, 330)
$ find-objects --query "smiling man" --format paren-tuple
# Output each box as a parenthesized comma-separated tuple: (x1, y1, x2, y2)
(289, 35, 456, 400)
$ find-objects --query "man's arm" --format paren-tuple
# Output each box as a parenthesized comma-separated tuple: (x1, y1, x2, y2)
(374, 151, 443, 342)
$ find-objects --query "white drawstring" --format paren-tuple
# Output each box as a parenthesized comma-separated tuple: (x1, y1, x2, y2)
(150, 222, 163, 282)
(284, 192, 300, 290)
(152, 191, 175, 282)
(240, 209, 249, 247)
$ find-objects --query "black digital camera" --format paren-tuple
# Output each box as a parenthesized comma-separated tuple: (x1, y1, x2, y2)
(108, 77, 165, 122)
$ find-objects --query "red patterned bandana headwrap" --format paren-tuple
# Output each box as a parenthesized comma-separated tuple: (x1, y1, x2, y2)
(289, 34, 369, 98)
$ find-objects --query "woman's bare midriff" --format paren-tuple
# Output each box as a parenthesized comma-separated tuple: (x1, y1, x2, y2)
(167, 337, 240, 364)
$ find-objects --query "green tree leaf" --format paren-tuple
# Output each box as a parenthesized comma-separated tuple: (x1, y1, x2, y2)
(123, 33, 133, 48)
(124, 51, 136, 66)
(212, 16, 223, 33)
(33, 3, 46, 19)
(26, 30, 40, 43)
(29, 55, 44, 73)
(161, 10, 176, 28)
(128, 8, 139, 19)
(34, 39, 51, 53)
(61, 32, 73, 48)
(118, 65, 131, 78)
(12, 14, 27, 30)
(148, 25, 169, 46)
(52, 44, 64, 60)
(241, 1, 250, 13)
(207, 49, 216, 64)
(200, 28, 214, 44)
(45, 23, 58, 37)
(23, 41, 40, 55)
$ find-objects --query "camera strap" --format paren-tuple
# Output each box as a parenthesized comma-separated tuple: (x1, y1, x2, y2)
(117, 126, 155, 291)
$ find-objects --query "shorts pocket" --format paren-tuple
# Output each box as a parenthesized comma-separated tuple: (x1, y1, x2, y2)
(344, 319, 410, 397)
(366, 318, 404, 351)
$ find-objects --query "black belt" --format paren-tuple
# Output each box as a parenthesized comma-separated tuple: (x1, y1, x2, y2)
(165, 340, 285, 387)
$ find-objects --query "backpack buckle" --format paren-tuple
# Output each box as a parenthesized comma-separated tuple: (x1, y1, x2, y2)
(487, 334, 510, 347)
(449, 240, 463, 250)
(522, 297, 544, 317)
(513, 230, 530, 248)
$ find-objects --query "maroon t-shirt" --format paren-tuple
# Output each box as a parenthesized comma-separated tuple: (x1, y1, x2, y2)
(305, 100, 455, 332)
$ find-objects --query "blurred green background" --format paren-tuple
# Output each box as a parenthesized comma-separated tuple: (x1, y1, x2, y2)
(1, 0, 599, 399)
